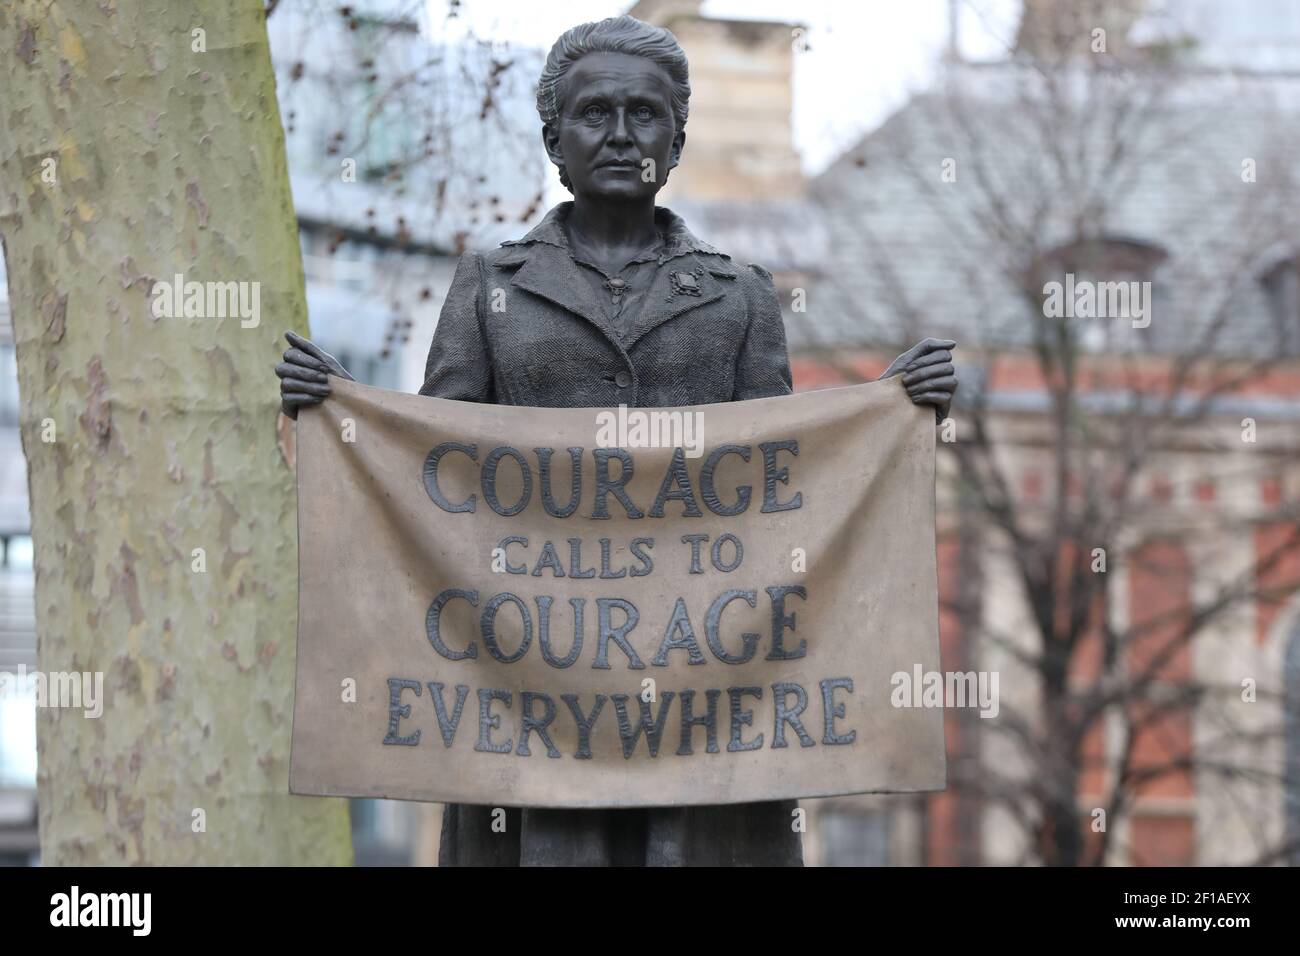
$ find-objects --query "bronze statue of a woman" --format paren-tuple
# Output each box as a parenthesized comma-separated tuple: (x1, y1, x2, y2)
(277, 14, 957, 866)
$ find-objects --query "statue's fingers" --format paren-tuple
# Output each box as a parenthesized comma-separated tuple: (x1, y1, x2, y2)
(281, 377, 331, 397)
(282, 391, 324, 409)
(276, 362, 327, 383)
(902, 362, 953, 386)
(905, 349, 951, 372)
(909, 390, 951, 407)
(284, 347, 328, 372)
(286, 330, 335, 367)
(285, 330, 320, 354)
(893, 341, 927, 365)
(907, 375, 956, 396)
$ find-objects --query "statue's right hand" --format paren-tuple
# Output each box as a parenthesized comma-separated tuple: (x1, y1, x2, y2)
(276, 330, 354, 419)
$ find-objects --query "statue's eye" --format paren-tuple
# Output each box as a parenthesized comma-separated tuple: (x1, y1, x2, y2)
(582, 105, 605, 121)
(633, 106, 654, 121)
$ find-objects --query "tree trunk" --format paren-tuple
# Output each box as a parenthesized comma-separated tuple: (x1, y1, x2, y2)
(0, 0, 352, 864)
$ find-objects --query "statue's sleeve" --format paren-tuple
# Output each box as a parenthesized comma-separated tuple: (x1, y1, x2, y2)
(418, 251, 496, 402)
(732, 263, 794, 401)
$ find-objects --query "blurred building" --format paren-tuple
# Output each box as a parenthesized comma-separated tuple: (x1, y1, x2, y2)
(268, 0, 546, 399)
(798, 0, 1300, 865)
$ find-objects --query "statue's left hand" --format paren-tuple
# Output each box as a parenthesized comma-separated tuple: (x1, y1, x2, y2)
(878, 338, 957, 420)
(276, 330, 355, 419)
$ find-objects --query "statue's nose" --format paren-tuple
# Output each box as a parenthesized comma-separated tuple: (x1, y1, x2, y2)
(608, 109, 633, 145)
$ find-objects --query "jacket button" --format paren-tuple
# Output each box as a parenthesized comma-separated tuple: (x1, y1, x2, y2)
(614, 371, 632, 388)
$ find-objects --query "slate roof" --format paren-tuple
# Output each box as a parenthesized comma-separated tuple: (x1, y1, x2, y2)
(803, 61, 1300, 357)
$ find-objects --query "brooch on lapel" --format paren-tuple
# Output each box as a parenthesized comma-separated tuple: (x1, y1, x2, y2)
(667, 268, 704, 301)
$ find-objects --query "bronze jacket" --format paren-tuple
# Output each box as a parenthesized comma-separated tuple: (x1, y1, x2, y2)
(418, 202, 794, 407)
(419, 202, 801, 866)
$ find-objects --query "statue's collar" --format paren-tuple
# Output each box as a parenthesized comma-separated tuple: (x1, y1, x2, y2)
(500, 201, 728, 264)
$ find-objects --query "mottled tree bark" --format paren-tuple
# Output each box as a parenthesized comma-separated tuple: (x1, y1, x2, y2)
(0, 0, 352, 863)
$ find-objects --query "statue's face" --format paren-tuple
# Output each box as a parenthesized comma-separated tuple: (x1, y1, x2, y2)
(543, 51, 684, 203)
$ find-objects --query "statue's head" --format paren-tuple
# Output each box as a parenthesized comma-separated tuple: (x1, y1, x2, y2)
(537, 15, 690, 202)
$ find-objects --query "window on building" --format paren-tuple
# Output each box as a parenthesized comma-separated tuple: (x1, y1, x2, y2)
(349, 798, 419, 866)
(0, 534, 37, 799)
(299, 232, 403, 391)
(345, 14, 421, 184)
(819, 807, 892, 866)
(1261, 256, 1300, 357)
(1035, 237, 1168, 354)
(0, 343, 18, 429)
(3, 534, 33, 570)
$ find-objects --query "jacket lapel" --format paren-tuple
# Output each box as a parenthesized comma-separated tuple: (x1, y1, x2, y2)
(506, 243, 624, 347)
(622, 253, 735, 351)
